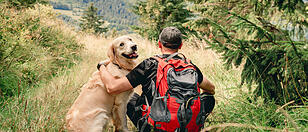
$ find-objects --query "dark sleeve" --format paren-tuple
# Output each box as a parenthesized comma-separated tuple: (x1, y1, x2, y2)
(126, 59, 153, 88)
(191, 62, 203, 84)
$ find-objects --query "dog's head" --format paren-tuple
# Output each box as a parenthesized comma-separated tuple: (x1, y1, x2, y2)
(108, 36, 138, 67)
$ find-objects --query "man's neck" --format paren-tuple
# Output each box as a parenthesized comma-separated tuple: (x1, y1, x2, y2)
(161, 47, 178, 54)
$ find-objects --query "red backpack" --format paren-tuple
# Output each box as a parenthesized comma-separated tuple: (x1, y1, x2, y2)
(141, 53, 205, 132)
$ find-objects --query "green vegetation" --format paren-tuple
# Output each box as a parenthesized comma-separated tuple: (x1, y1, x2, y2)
(207, 92, 308, 131)
(0, 3, 83, 131)
(132, 0, 308, 131)
(3, 0, 48, 9)
(132, 0, 195, 41)
(50, 0, 138, 32)
(0, 0, 307, 131)
(0, 3, 82, 101)
(80, 3, 108, 35)
(186, 0, 307, 105)
(132, 0, 307, 105)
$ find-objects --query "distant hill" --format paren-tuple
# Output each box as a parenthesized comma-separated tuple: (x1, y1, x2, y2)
(49, 0, 138, 32)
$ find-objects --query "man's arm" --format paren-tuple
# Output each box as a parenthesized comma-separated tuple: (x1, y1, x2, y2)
(199, 76, 215, 95)
(99, 65, 133, 95)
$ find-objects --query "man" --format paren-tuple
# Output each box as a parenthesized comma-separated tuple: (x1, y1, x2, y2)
(99, 27, 215, 131)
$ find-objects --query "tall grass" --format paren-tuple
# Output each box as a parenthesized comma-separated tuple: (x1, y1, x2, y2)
(0, 33, 99, 131)
(0, 4, 82, 101)
(2, 31, 243, 130)
(0, 4, 82, 131)
(205, 92, 308, 131)
(2, 32, 307, 131)
(0, 4, 307, 131)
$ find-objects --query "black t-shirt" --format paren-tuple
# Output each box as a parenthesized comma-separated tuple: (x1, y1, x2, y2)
(126, 54, 203, 106)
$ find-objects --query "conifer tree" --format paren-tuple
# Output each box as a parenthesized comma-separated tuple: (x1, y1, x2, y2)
(80, 3, 108, 35)
(187, 0, 307, 104)
(4, 0, 48, 9)
(132, 0, 195, 41)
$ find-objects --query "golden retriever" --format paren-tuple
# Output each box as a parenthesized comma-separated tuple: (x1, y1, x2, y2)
(65, 36, 138, 132)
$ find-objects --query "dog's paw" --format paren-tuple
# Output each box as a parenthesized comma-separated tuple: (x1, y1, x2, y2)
(97, 60, 110, 70)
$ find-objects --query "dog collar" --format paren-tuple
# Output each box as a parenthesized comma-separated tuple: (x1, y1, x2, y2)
(113, 63, 122, 69)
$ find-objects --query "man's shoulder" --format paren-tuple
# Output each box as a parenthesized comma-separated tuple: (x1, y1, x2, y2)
(142, 56, 159, 64)
(134, 57, 158, 70)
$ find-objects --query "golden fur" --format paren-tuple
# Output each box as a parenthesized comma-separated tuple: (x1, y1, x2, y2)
(65, 36, 138, 132)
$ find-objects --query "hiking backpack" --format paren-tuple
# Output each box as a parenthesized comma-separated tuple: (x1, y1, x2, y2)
(141, 53, 207, 132)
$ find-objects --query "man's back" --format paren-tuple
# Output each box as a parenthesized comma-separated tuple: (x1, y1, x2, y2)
(126, 54, 204, 106)
(126, 54, 206, 131)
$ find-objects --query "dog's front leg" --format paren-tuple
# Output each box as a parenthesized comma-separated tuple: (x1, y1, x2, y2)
(112, 99, 129, 132)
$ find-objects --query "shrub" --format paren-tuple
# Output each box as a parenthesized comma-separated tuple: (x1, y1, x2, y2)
(0, 4, 83, 101)
(3, 0, 48, 9)
(206, 92, 308, 131)
(187, 0, 307, 105)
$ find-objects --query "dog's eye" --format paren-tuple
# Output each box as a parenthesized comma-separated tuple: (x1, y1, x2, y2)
(128, 38, 132, 41)
(120, 43, 124, 47)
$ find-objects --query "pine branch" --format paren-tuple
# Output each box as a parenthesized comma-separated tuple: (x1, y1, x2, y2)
(226, 11, 280, 46)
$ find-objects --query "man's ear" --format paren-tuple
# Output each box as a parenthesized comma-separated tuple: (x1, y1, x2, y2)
(158, 41, 162, 48)
(178, 43, 183, 49)
(107, 44, 115, 62)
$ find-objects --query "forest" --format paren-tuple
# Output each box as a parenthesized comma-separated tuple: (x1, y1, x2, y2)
(50, 0, 138, 31)
(0, 0, 307, 131)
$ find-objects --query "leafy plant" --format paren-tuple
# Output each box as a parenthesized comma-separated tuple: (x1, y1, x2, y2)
(187, 0, 307, 105)
(0, 4, 83, 101)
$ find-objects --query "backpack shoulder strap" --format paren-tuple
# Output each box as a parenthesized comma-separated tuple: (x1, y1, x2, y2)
(150, 55, 168, 67)
(165, 52, 179, 62)
(150, 55, 163, 61)
(166, 52, 189, 64)
(151, 53, 193, 68)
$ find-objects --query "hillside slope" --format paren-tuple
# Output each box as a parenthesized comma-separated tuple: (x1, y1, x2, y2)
(50, 0, 138, 31)
(1, 3, 306, 132)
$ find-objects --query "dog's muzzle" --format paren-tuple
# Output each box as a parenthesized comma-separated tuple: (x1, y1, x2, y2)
(122, 52, 138, 59)
(122, 45, 138, 59)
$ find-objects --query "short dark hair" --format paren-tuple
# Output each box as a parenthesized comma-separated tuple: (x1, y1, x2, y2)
(159, 27, 182, 49)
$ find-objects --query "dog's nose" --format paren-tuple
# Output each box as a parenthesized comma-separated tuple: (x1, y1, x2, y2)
(131, 45, 137, 51)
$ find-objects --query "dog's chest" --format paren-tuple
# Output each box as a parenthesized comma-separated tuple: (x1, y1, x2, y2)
(106, 64, 129, 77)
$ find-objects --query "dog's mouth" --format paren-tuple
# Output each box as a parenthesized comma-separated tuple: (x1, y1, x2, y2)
(122, 52, 138, 59)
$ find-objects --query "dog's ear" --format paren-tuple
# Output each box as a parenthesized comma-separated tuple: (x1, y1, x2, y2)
(107, 43, 115, 62)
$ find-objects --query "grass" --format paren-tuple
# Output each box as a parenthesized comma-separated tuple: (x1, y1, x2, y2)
(2, 31, 307, 132)
(0, 34, 104, 131)
(205, 93, 308, 131)
(0, 4, 82, 101)
(0, 4, 307, 132)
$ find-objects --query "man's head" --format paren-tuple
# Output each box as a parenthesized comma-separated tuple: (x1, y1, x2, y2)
(159, 27, 182, 50)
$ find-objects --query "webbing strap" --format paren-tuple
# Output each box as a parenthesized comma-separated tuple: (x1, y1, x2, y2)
(165, 52, 188, 63)
(165, 52, 179, 62)
(140, 118, 148, 132)
(180, 103, 187, 129)
(140, 96, 150, 132)
(145, 96, 149, 109)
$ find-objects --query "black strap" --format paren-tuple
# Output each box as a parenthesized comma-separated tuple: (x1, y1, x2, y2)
(112, 63, 122, 69)
(165, 52, 179, 62)
(180, 103, 187, 128)
(165, 52, 188, 63)
(140, 117, 148, 132)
